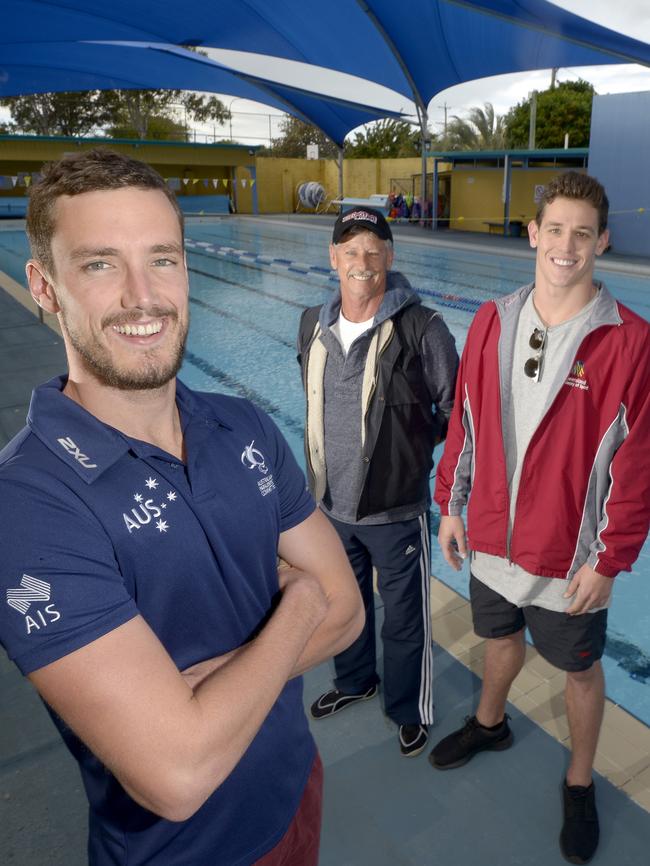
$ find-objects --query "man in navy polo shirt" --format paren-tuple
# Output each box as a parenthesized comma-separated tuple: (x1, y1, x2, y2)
(0, 149, 364, 866)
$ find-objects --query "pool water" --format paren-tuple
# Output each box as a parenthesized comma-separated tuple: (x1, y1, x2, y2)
(1, 218, 649, 723)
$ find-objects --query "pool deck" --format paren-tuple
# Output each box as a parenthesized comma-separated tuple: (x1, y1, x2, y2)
(1, 228, 650, 864)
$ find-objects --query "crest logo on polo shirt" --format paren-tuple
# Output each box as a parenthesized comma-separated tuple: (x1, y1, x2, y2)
(240, 440, 276, 497)
(122, 476, 179, 534)
(6, 574, 61, 635)
(565, 360, 589, 391)
(241, 440, 268, 474)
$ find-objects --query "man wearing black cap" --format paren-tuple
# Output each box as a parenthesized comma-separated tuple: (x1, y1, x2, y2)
(297, 207, 459, 756)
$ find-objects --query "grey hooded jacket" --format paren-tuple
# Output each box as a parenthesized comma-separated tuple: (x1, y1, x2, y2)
(297, 273, 459, 524)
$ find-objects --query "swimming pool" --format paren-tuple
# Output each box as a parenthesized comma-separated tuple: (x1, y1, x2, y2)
(1, 217, 648, 724)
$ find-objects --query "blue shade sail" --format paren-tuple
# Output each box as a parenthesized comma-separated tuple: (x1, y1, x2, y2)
(2, 1, 650, 141)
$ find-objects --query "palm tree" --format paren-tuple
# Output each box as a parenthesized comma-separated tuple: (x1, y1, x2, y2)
(445, 102, 506, 151)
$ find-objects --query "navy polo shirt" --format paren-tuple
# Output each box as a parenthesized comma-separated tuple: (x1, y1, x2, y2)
(0, 376, 317, 866)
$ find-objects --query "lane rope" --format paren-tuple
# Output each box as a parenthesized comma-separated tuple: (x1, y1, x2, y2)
(185, 239, 484, 314)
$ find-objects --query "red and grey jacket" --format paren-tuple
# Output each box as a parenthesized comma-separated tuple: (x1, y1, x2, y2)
(435, 282, 650, 580)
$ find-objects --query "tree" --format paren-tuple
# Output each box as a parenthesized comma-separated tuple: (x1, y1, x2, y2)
(262, 116, 430, 160)
(503, 80, 595, 149)
(0, 92, 114, 137)
(0, 89, 230, 140)
(263, 115, 339, 159)
(345, 119, 424, 158)
(444, 103, 506, 151)
(104, 90, 229, 140)
(108, 114, 188, 142)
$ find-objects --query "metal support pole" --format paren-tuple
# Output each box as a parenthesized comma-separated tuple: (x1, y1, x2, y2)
(228, 97, 240, 141)
(432, 159, 439, 232)
(528, 91, 537, 150)
(231, 166, 238, 213)
(420, 107, 429, 228)
(248, 164, 259, 215)
(503, 154, 512, 236)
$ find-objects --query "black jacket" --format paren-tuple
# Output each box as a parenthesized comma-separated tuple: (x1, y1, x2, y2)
(297, 290, 458, 520)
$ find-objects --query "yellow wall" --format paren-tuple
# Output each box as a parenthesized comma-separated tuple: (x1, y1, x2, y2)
(0, 138, 586, 223)
(233, 164, 256, 213)
(378, 158, 424, 193)
(0, 136, 257, 203)
(449, 166, 586, 233)
(255, 159, 584, 227)
(449, 169, 505, 232)
(254, 156, 435, 213)
(255, 157, 330, 213)
(341, 159, 381, 198)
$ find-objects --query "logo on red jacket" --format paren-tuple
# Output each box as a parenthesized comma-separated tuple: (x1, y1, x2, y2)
(565, 360, 589, 391)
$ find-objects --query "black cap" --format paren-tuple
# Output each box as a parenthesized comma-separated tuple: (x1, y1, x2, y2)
(332, 207, 393, 244)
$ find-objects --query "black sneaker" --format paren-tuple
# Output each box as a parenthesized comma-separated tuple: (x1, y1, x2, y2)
(399, 724, 429, 757)
(560, 780, 599, 865)
(428, 714, 513, 769)
(310, 685, 377, 720)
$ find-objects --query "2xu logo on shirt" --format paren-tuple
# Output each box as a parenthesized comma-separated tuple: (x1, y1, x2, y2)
(57, 436, 98, 469)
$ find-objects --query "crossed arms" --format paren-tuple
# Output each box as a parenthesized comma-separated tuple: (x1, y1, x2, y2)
(29, 509, 363, 822)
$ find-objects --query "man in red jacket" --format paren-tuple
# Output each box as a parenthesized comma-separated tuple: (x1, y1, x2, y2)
(430, 171, 650, 865)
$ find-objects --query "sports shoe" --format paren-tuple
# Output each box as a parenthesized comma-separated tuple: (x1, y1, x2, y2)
(428, 714, 513, 769)
(560, 780, 599, 864)
(310, 685, 377, 720)
(399, 724, 429, 757)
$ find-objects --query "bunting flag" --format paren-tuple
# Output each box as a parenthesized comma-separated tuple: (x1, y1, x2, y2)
(250, 179, 256, 189)
(0, 174, 242, 191)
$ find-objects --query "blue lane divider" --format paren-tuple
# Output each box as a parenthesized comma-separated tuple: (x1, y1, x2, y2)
(185, 239, 484, 314)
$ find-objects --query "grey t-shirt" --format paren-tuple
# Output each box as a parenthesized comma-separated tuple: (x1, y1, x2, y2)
(472, 288, 608, 612)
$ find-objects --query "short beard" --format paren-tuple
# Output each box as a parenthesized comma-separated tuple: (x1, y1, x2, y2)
(61, 308, 188, 391)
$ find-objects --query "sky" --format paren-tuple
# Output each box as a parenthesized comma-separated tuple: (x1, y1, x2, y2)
(200, 0, 650, 146)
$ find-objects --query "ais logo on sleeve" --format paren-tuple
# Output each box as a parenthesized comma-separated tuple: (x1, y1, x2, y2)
(6, 574, 61, 635)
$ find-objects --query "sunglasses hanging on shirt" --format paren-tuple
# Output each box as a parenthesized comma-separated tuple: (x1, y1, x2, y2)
(524, 327, 547, 382)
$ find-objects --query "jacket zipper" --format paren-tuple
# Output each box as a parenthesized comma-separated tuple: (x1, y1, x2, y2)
(505, 322, 611, 564)
(362, 329, 394, 448)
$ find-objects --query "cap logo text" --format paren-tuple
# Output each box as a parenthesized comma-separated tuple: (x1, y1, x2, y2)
(342, 210, 378, 225)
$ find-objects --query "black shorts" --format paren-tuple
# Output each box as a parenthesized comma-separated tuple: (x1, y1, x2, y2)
(470, 574, 607, 673)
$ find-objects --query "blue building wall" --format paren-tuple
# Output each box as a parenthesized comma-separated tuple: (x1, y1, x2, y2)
(589, 92, 650, 257)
